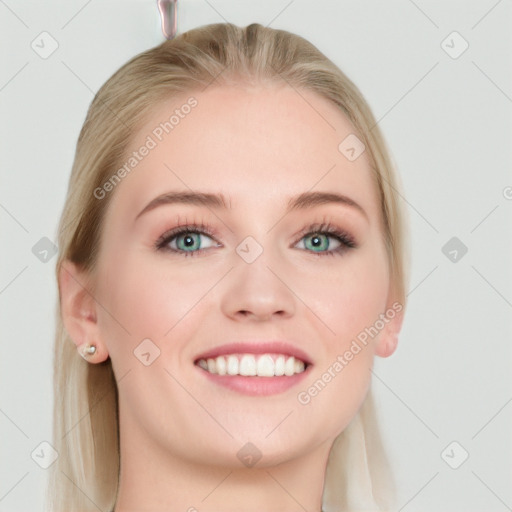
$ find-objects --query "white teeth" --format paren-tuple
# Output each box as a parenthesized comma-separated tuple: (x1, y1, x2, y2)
(284, 356, 295, 376)
(227, 355, 239, 375)
(207, 358, 217, 374)
(239, 355, 257, 376)
(275, 355, 285, 376)
(197, 353, 307, 377)
(257, 354, 275, 377)
(216, 355, 227, 375)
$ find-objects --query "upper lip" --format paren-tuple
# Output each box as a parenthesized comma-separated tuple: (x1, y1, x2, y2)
(194, 341, 313, 366)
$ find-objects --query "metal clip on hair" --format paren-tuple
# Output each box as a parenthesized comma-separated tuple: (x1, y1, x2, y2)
(157, 0, 178, 40)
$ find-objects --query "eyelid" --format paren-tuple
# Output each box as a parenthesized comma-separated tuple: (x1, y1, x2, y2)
(154, 220, 220, 250)
(154, 216, 358, 256)
(292, 221, 357, 248)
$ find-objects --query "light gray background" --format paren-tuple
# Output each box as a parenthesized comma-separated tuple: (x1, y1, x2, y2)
(1, 1, 511, 510)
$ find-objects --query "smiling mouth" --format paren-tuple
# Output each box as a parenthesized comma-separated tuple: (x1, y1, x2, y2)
(195, 353, 309, 377)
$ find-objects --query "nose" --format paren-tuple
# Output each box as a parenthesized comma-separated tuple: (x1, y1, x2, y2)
(220, 252, 296, 323)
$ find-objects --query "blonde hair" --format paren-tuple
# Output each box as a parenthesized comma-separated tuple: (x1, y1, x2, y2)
(48, 22, 410, 512)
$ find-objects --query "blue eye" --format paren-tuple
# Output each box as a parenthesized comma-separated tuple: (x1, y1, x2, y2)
(168, 231, 217, 253)
(155, 221, 357, 257)
(294, 222, 357, 257)
(299, 232, 341, 254)
(155, 221, 220, 257)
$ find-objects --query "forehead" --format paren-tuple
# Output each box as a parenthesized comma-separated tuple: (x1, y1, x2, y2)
(105, 83, 380, 223)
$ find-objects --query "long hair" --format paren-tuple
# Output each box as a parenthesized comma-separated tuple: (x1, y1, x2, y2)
(48, 22, 410, 512)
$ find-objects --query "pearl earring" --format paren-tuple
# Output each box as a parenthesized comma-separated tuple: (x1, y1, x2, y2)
(81, 343, 97, 358)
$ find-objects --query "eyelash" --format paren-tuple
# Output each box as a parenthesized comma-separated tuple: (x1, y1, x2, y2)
(154, 220, 357, 258)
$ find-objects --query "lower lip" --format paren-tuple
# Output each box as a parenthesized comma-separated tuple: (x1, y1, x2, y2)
(195, 364, 312, 396)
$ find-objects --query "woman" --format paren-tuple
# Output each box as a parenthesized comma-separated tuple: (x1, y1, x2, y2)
(49, 22, 410, 512)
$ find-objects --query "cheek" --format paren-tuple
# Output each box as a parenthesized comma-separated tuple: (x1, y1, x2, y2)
(297, 272, 388, 437)
(307, 245, 390, 349)
(296, 244, 389, 432)
(96, 249, 211, 350)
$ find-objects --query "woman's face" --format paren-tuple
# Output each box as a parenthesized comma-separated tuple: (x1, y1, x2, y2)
(87, 82, 401, 467)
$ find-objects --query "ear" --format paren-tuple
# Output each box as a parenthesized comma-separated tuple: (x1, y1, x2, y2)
(58, 260, 109, 363)
(374, 296, 405, 358)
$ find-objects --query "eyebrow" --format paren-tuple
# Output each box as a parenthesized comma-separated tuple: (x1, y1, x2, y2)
(134, 190, 368, 221)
